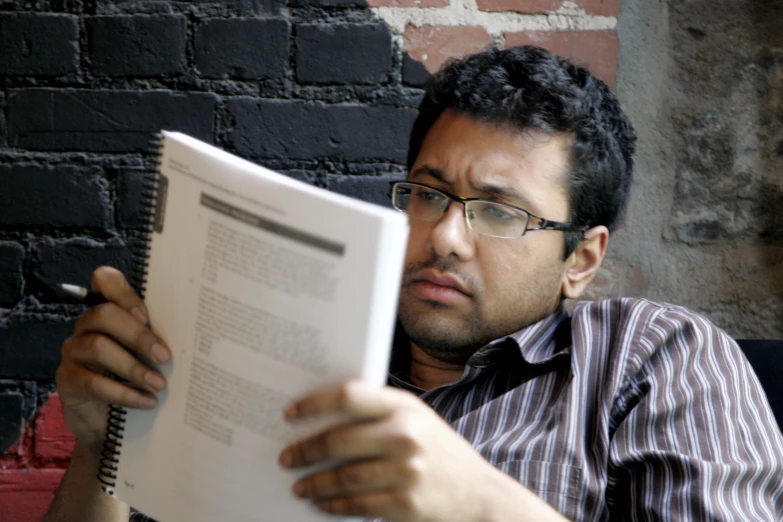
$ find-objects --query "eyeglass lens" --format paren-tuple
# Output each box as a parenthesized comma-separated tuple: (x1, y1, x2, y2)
(393, 183, 531, 238)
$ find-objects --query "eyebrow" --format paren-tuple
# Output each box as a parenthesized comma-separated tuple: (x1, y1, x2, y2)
(410, 165, 448, 183)
(410, 165, 539, 211)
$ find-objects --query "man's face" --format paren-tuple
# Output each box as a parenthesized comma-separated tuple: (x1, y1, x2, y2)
(398, 109, 573, 363)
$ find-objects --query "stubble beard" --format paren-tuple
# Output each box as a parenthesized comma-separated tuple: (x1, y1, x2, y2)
(398, 298, 488, 364)
(398, 256, 564, 365)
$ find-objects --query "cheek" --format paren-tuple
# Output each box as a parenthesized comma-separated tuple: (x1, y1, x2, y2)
(474, 238, 559, 297)
(404, 224, 431, 262)
(474, 243, 524, 292)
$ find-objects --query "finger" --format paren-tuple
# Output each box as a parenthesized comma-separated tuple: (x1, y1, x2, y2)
(293, 458, 415, 501)
(280, 416, 415, 468)
(313, 490, 417, 520)
(91, 266, 149, 325)
(64, 333, 166, 393)
(73, 304, 170, 364)
(285, 381, 415, 422)
(56, 362, 158, 410)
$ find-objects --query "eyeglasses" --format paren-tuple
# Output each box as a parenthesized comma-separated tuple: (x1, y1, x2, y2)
(389, 181, 588, 239)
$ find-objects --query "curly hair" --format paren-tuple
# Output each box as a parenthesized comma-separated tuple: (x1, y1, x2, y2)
(407, 45, 637, 258)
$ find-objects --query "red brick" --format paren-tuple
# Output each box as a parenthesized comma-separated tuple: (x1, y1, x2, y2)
(477, 0, 620, 16)
(368, 0, 448, 6)
(0, 469, 65, 522)
(403, 25, 493, 74)
(34, 393, 76, 461)
(505, 30, 618, 86)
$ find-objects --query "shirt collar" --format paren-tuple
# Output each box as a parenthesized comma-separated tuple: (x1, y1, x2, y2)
(504, 306, 572, 366)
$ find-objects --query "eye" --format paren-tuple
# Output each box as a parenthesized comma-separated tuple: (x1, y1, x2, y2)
(415, 188, 445, 203)
(482, 204, 519, 221)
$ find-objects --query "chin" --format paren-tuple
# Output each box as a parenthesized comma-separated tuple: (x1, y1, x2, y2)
(406, 331, 479, 364)
(399, 306, 489, 357)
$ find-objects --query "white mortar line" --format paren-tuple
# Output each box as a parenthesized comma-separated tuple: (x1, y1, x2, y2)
(371, 0, 617, 37)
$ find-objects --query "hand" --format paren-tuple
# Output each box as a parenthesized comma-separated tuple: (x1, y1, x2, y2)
(56, 266, 171, 457)
(278, 380, 504, 522)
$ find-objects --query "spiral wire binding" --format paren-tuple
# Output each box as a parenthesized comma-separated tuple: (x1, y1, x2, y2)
(97, 132, 164, 496)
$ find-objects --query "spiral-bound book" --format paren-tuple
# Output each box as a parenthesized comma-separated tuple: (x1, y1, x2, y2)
(97, 131, 409, 521)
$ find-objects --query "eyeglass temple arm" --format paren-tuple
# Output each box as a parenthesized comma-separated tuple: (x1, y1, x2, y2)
(533, 219, 589, 232)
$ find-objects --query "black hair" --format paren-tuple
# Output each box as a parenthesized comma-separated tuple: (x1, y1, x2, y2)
(407, 45, 637, 258)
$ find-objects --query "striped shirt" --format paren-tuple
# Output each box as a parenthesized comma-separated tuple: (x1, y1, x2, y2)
(131, 297, 783, 521)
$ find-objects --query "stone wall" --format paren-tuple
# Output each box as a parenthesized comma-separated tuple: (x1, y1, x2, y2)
(614, 0, 783, 339)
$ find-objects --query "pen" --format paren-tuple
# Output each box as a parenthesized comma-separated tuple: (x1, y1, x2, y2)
(59, 283, 107, 306)
(59, 282, 153, 330)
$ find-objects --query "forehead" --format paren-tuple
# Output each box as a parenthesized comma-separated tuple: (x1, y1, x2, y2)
(416, 109, 571, 182)
(411, 110, 571, 215)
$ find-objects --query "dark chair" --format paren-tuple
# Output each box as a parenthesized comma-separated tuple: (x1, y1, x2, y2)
(735, 340, 783, 431)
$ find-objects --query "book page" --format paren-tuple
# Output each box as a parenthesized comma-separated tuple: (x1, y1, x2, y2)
(112, 132, 408, 522)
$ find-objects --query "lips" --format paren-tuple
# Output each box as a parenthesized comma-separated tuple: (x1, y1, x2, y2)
(410, 270, 471, 297)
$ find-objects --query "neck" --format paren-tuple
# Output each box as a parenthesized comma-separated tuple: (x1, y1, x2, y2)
(409, 342, 466, 391)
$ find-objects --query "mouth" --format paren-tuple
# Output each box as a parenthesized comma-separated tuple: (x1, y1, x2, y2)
(408, 270, 472, 304)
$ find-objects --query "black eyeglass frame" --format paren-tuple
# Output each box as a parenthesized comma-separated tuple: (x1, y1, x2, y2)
(389, 181, 589, 237)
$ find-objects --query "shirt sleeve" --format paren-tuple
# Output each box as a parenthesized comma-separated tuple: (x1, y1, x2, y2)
(607, 305, 783, 520)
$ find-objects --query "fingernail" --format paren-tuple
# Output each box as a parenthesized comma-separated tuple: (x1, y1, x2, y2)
(150, 342, 170, 364)
(138, 394, 157, 409)
(130, 306, 148, 325)
(279, 450, 292, 468)
(144, 371, 166, 391)
(292, 481, 305, 497)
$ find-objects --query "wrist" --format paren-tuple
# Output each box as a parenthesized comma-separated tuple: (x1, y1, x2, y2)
(71, 441, 102, 479)
(67, 441, 115, 504)
(43, 441, 130, 522)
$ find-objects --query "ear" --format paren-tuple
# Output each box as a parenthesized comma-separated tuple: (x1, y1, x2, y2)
(561, 226, 609, 300)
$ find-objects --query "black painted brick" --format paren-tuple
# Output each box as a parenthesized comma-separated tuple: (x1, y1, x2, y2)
(0, 316, 74, 380)
(296, 23, 392, 84)
(403, 52, 432, 87)
(31, 237, 133, 290)
(0, 391, 24, 451)
(8, 89, 216, 152)
(0, 13, 79, 76)
(194, 18, 289, 79)
(184, 0, 286, 13)
(0, 165, 110, 228)
(117, 168, 151, 229)
(325, 174, 401, 208)
(0, 91, 6, 149)
(87, 15, 187, 76)
(246, 0, 287, 12)
(0, 380, 36, 453)
(0, 242, 25, 308)
(226, 99, 416, 162)
(278, 170, 316, 184)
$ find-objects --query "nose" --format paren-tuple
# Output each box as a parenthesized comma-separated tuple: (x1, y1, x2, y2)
(427, 201, 475, 261)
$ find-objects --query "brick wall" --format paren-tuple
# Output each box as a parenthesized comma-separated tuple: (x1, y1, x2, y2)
(0, 1, 620, 518)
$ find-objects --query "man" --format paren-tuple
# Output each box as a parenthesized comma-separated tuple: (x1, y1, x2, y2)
(45, 46, 783, 521)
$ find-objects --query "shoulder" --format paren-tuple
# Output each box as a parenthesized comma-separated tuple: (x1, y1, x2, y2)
(572, 296, 716, 327)
(584, 301, 783, 479)
(571, 297, 734, 347)
(570, 297, 744, 382)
